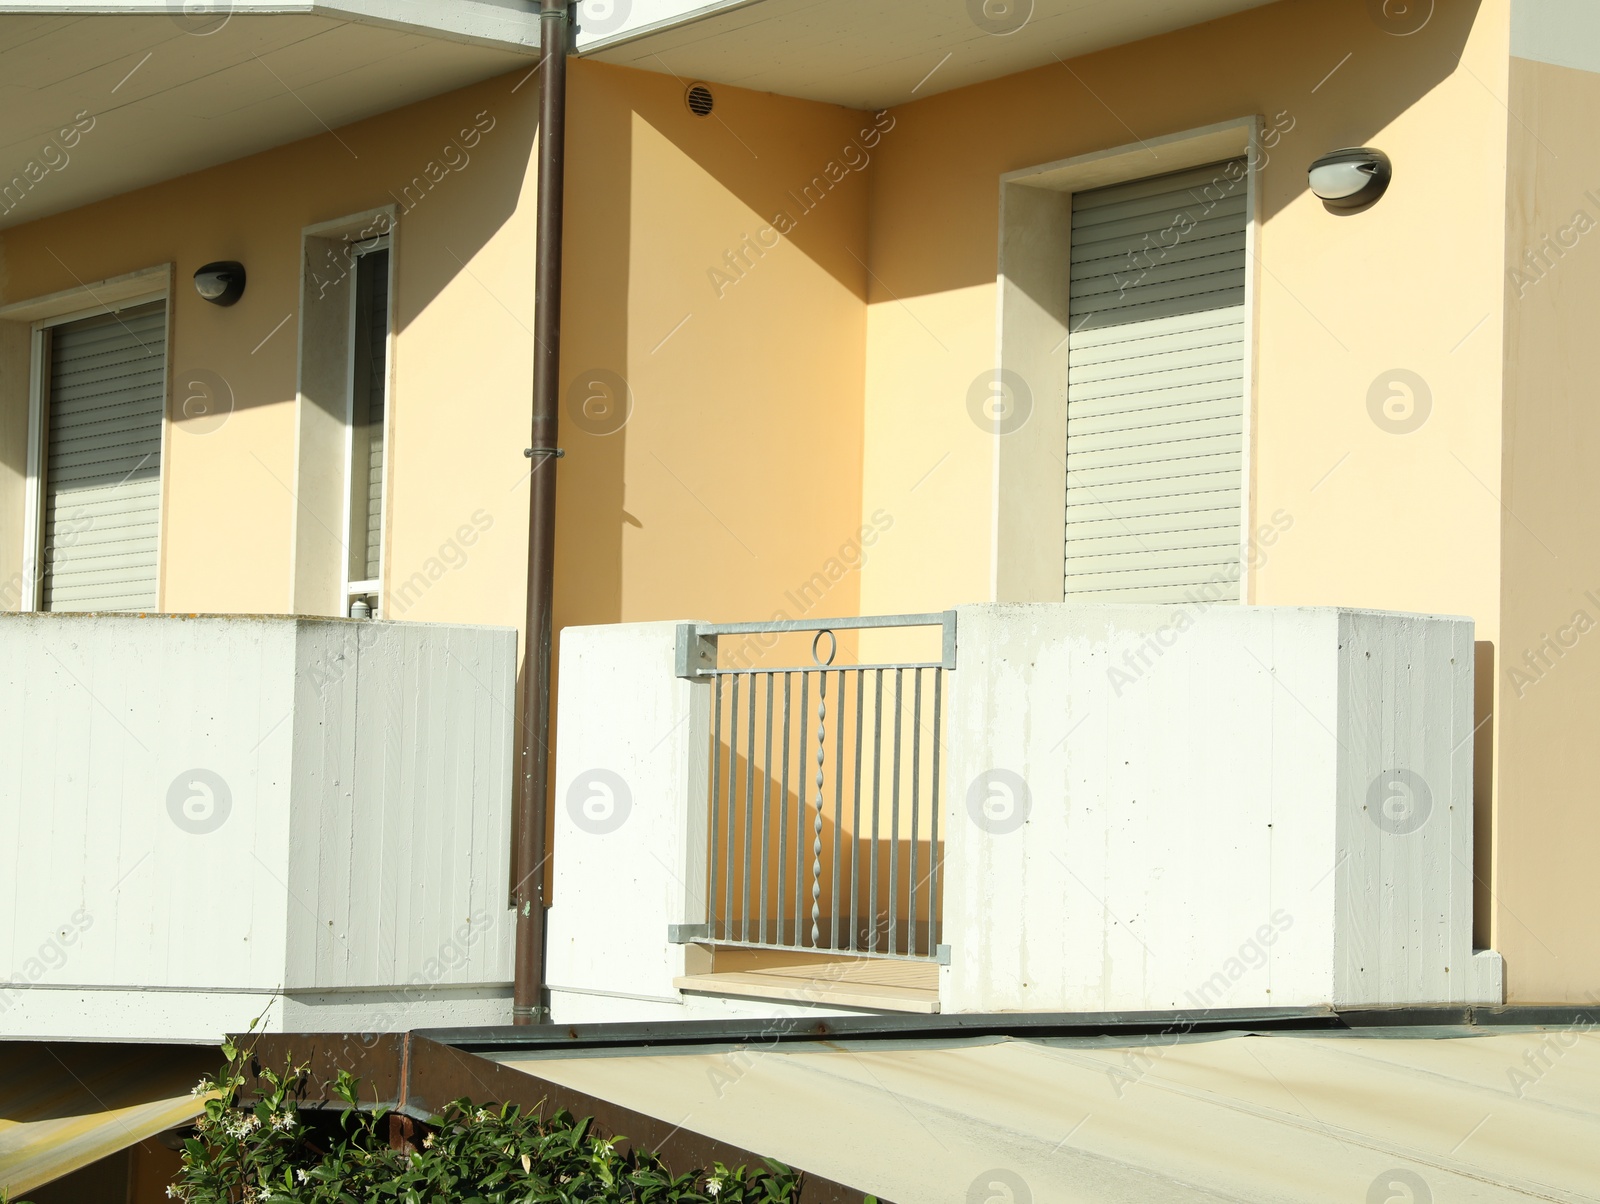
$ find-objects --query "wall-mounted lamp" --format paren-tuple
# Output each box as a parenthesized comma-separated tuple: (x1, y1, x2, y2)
(1308, 148, 1392, 211)
(194, 260, 246, 306)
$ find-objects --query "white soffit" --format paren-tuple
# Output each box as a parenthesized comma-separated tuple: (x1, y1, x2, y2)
(1511, 0, 1600, 75)
(0, 3, 538, 230)
(580, 0, 1280, 110)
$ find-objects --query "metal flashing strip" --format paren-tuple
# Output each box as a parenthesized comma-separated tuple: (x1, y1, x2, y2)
(416, 1003, 1600, 1054)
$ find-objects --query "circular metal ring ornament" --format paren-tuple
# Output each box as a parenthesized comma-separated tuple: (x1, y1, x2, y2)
(811, 629, 838, 667)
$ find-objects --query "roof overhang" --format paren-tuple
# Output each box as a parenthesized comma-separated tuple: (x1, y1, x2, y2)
(0, 1, 540, 230)
(576, 0, 1280, 110)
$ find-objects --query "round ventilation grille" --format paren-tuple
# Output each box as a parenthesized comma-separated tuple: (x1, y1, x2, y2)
(685, 83, 715, 116)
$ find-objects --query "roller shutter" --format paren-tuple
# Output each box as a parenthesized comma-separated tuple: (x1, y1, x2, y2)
(349, 246, 388, 588)
(40, 302, 166, 611)
(1065, 160, 1248, 603)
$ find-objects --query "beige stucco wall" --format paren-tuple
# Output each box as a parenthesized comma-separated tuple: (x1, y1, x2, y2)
(1496, 49, 1600, 1003)
(0, 62, 869, 641)
(556, 61, 869, 636)
(0, 72, 539, 624)
(0, 320, 26, 604)
(858, 0, 1510, 629)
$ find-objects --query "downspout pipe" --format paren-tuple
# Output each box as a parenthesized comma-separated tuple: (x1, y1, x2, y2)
(514, 0, 570, 1026)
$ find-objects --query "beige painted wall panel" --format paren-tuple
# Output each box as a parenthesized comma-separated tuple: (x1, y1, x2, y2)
(0, 60, 871, 643)
(376, 89, 539, 638)
(0, 320, 27, 609)
(860, 287, 995, 617)
(0, 84, 527, 617)
(859, 0, 1510, 638)
(557, 62, 869, 639)
(1496, 54, 1600, 1003)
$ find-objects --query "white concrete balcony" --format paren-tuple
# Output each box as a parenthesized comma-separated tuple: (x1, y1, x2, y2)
(0, 613, 517, 1041)
(548, 604, 1503, 1022)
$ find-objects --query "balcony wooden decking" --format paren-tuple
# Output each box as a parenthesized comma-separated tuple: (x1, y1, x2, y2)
(675, 956, 939, 1014)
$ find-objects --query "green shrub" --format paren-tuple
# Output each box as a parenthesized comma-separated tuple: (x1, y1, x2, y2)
(163, 1041, 802, 1204)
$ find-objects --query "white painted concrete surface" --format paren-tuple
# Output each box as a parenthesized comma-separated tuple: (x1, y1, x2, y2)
(941, 604, 1500, 1013)
(0, 613, 517, 1041)
(550, 605, 1499, 1022)
(545, 621, 876, 1024)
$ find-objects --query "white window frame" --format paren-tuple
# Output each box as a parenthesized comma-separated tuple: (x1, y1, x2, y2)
(0, 266, 174, 613)
(340, 233, 395, 617)
(990, 117, 1264, 605)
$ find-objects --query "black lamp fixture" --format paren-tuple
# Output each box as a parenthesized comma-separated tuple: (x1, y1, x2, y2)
(193, 260, 246, 306)
(1308, 147, 1392, 211)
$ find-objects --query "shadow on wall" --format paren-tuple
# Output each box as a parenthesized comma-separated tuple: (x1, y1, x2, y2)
(551, 58, 879, 642)
(868, 0, 1485, 301)
(0, 64, 539, 612)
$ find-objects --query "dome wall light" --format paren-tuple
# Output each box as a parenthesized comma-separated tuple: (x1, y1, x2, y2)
(1308, 147, 1392, 211)
(194, 260, 246, 306)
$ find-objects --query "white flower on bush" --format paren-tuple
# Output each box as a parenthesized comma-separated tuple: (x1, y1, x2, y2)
(706, 1177, 723, 1196)
(224, 1114, 261, 1140)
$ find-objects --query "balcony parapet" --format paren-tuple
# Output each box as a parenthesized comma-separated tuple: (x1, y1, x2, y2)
(0, 613, 517, 1041)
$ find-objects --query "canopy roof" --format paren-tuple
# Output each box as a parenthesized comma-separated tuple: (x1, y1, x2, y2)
(492, 1023, 1600, 1202)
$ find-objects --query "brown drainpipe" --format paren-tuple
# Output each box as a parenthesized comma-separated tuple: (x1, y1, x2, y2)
(514, 0, 570, 1026)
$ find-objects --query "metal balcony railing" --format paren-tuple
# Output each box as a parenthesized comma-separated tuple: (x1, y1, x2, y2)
(674, 613, 954, 962)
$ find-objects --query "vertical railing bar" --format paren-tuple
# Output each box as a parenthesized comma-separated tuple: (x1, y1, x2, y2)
(795, 671, 810, 947)
(889, 666, 903, 957)
(742, 671, 756, 944)
(701, 622, 945, 959)
(869, 668, 883, 953)
(778, 672, 791, 951)
(725, 674, 739, 942)
(761, 672, 774, 946)
(710, 674, 723, 945)
(910, 666, 923, 957)
(831, 666, 845, 951)
(810, 671, 826, 948)
(930, 669, 943, 953)
(849, 669, 864, 954)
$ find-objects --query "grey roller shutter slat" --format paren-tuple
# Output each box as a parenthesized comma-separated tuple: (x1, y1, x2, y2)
(1066, 470, 1242, 511)
(50, 393, 167, 429)
(1072, 231, 1249, 280)
(42, 302, 165, 612)
(50, 364, 167, 400)
(1065, 159, 1248, 605)
(1070, 397, 1244, 437)
(1068, 505, 1243, 540)
(350, 247, 388, 587)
